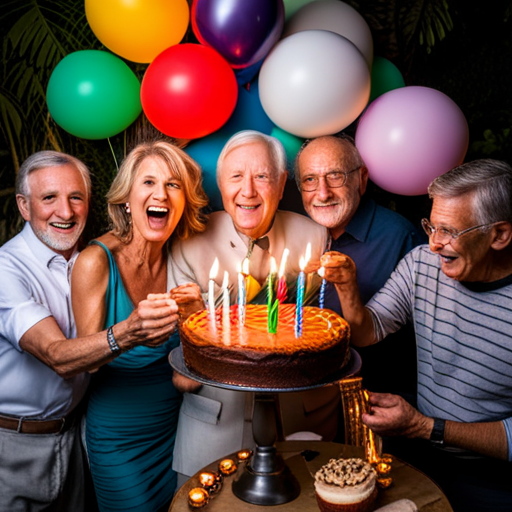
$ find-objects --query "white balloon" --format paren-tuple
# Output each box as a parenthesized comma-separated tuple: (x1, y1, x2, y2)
(259, 30, 370, 138)
(284, 0, 373, 67)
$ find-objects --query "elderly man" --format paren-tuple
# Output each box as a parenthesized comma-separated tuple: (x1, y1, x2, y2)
(323, 159, 512, 512)
(0, 151, 179, 512)
(170, 130, 328, 483)
(294, 134, 422, 400)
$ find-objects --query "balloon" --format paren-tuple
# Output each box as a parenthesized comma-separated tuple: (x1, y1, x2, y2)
(141, 44, 238, 140)
(270, 126, 304, 165)
(369, 56, 405, 102)
(284, 0, 373, 67)
(46, 50, 141, 140)
(185, 79, 274, 210)
(259, 30, 370, 138)
(85, 0, 189, 63)
(355, 86, 469, 196)
(284, 0, 318, 21)
(192, 0, 284, 68)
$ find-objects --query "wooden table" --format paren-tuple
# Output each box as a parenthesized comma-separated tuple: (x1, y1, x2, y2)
(169, 441, 454, 511)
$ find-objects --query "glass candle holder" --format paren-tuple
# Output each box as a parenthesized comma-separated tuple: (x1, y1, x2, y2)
(188, 487, 209, 508)
(218, 458, 237, 476)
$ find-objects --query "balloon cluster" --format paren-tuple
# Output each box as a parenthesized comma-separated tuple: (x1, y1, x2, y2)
(45, 0, 469, 197)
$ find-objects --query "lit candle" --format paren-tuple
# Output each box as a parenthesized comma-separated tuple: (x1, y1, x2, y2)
(188, 487, 209, 508)
(295, 256, 306, 338)
(199, 472, 216, 488)
(238, 260, 247, 326)
(222, 271, 230, 344)
(237, 449, 253, 462)
(276, 248, 289, 303)
(218, 458, 237, 475)
(208, 258, 219, 330)
(318, 266, 326, 309)
(268, 257, 278, 334)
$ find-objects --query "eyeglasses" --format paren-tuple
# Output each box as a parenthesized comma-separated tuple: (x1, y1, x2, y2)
(421, 218, 499, 245)
(300, 167, 360, 192)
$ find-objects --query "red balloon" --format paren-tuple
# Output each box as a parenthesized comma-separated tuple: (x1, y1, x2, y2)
(141, 44, 238, 139)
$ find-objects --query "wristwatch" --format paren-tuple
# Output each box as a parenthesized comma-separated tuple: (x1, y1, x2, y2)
(429, 418, 446, 446)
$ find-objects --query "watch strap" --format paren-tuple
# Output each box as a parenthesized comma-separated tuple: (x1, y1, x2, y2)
(430, 418, 446, 446)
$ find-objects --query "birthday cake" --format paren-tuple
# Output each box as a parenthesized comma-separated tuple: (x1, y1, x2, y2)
(179, 304, 350, 388)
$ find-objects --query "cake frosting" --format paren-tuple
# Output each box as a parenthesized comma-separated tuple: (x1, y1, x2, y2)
(179, 304, 350, 388)
(315, 458, 377, 512)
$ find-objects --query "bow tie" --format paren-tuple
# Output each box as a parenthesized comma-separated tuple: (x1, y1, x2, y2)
(246, 236, 270, 258)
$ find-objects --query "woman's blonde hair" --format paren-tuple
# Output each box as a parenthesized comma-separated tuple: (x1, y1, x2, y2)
(107, 141, 208, 242)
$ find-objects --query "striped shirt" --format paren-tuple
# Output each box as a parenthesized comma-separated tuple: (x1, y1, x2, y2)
(367, 245, 512, 459)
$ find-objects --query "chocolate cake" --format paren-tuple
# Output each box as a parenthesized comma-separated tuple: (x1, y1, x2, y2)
(179, 304, 350, 388)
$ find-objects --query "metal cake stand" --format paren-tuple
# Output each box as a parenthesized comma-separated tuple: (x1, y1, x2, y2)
(169, 347, 361, 506)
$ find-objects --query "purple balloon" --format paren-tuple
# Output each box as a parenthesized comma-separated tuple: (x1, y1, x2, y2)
(355, 86, 469, 196)
(192, 0, 284, 68)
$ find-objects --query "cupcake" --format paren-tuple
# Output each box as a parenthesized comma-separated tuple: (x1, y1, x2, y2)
(314, 458, 377, 512)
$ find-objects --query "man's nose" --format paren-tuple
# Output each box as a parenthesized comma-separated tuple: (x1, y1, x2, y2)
(57, 198, 74, 219)
(241, 175, 256, 197)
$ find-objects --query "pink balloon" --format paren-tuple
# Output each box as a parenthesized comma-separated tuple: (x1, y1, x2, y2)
(355, 86, 469, 196)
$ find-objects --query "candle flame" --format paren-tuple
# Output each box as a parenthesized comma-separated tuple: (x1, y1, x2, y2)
(318, 266, 325, 278)
(222, 270, 229, 289)
(242, 258, 250, 275)
(270, 256, 277, 274)
(278, 248, 289, 278)
(305, 242, 311, 264)
(299, 256, 306, 271)
(209, 258, 219, 279)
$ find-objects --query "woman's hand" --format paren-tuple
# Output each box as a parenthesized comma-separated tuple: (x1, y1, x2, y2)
(170, 283, 205, 321)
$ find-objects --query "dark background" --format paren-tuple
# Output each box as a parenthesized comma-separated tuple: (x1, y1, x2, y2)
(0, 0, 511, 245)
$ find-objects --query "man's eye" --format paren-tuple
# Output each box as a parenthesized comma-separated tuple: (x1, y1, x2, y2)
(328, 172, 344, 181)
(303, 177, 316, 184)
(439, 228, 453, 237)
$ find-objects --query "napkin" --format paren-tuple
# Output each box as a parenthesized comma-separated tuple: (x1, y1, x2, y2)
(374, 499, 418, 512)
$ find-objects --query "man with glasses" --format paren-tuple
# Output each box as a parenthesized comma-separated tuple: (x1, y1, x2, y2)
(322, 159, 512, 512)
(294, 135, 422, 405)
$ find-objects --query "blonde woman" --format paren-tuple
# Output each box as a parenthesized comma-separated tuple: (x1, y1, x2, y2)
(72, 141, 207, 512)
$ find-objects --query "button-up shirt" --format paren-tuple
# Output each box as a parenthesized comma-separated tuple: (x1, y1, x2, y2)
(0, 223, 89, 418)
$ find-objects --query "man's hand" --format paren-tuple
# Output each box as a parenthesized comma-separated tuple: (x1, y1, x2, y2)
(320, 251, 357, 287)
(362, 392, 432, 439)
(173, 372, 202, 393)
(170, 283, 205, 321)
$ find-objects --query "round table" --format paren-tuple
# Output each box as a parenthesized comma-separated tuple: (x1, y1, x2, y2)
(169, 441, 454, 512)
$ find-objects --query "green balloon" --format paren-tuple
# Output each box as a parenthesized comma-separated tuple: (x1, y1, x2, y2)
(283, 0, 318, 21)
(369, 56, 405, 102)
(270, 126, 304, 167)
(46, 50, 142, 140)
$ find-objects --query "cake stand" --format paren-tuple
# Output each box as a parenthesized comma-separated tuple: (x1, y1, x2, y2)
(169, 347, 361, 506)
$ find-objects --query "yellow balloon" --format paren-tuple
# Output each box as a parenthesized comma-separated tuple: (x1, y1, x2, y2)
(85, 0, 190, 63)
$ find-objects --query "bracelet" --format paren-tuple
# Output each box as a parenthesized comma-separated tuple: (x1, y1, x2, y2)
(429, 418, 446, 446)
(107, 326, 120, 354)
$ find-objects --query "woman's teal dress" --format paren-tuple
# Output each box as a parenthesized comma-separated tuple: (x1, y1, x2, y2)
(85, 242, 181, 512)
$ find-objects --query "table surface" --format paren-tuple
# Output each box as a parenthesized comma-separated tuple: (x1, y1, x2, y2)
(169, 441, 454, 512)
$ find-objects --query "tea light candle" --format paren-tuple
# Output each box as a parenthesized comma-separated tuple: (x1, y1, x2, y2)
(237, 260, 247, 326)
(218, 458, 237, 475)
(199, 471, 216, 488)
(237, 449, 253, 462)
(188, 487, 209, 508)
(268, 257, 278, 334)
(221, 271, 230, 344)
(276, 248, 289, 303)
(318, 266, 326, 309)
(208, 258, 219, 329)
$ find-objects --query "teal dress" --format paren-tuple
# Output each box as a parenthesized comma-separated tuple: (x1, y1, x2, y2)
(85, 242, 181, 512)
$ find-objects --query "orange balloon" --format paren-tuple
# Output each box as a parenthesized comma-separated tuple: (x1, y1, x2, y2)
(85, 0, 190, 63)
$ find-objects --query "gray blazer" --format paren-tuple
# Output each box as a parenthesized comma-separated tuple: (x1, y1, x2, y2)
(170, 210, 332, 476)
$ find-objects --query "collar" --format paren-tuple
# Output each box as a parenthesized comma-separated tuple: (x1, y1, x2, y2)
(20, 222, 79, 268)
(333, 197, 376, 243)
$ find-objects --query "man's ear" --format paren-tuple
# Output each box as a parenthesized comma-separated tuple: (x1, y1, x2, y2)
(278, 171, 287, 201)
(16, 194, 31, 221)
(490, 221, 512, 250)
(359, 166, 369, 196)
